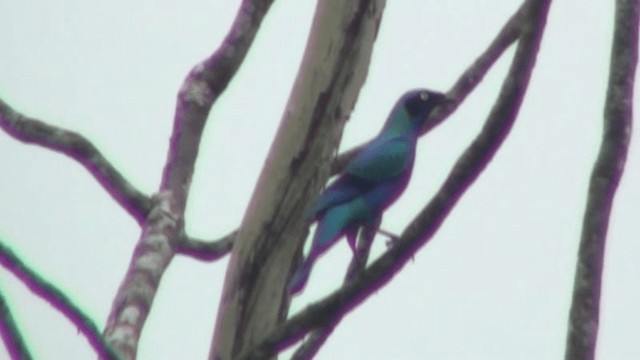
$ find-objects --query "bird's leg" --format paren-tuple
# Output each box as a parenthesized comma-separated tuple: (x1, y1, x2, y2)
(346, 229, 358, 254)
(345, 221, 377, 281)
(378, 228, 414, 262)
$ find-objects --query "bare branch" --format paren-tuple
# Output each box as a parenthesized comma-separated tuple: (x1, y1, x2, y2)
(0, 288, 33, 360)
(174, 231, 236, 261)
(291, 220, 378, 360)
(240, 0, 551, 358)
(565, 1, 639, 359)
(0, 238, 120, 360)
(0, 98, 152, 224)
(160, 0, 276, 204)
(103, 1, 276, 358)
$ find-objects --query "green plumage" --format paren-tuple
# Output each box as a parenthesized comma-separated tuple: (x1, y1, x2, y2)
(288, 89, 450, 295)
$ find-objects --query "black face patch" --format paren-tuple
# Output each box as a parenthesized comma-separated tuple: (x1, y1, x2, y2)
(404, 90, 446, 118)
(404, 92, 430, 117)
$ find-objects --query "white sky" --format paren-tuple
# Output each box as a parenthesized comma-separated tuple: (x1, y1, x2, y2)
(1, 1, 638, 359)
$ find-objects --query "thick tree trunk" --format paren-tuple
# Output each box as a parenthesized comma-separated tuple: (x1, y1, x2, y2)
(209, 1, 385, 359)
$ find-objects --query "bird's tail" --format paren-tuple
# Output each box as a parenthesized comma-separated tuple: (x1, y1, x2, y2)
(287, 261, 313, 295)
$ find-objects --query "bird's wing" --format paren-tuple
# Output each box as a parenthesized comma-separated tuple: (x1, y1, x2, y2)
(345, 137, 412, 182)
(307, 175, 370, 219)
(307, 138, 412, 219)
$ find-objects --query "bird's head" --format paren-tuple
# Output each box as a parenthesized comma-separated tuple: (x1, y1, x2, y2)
(400, 88, 451, 131)
(380, 88, 453, 138)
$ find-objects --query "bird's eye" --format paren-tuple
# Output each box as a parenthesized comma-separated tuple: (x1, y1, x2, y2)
(419, 92, 429, 101)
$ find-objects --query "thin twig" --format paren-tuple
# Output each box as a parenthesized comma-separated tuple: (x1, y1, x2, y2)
(240, 0, 551, 358)
(565, 1, 639, 359)
(174, 231, 236, 261)
(0, 288, 33, 360)
(291, 220, 379, 360)
(0, 239, 120, 360)
(0, 98, 152, 224)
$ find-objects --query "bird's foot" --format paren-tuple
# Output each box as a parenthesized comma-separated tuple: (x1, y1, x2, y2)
(378, 228, 400, 248)
(379, 229, 414, 262)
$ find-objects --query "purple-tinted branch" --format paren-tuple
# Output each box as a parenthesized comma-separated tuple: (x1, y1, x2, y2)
(160, 0, 276, 204)
(240, 0, 551, 358)
(291, 220, 378, 360)
(174, 230, 236, 261)
(0, 288, 33, 360)
(0, 239, 120, 360)
(0, 98, 151, 224)
(330, 0, 528, 175)
(565, 1, 639, 359)
(103, 1, 275, 358)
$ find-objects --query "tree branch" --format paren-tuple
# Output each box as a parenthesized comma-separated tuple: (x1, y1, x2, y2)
(565, 1, 639, 359)
(240, 0, 551, 358)
(0, 238, 120, 360)
(174, 231, 236, 261)
(0, 98, 152, 224)
(160, 0, 275, 203)
(103, 1, 276, 358)
(0, 288, 33, 360)
(290, 220, 378, 360)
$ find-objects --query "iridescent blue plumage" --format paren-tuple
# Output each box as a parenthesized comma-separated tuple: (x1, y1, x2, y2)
(288, 89, 450, 295)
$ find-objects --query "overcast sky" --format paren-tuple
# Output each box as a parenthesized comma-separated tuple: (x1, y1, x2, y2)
(1, 1, 639, 359)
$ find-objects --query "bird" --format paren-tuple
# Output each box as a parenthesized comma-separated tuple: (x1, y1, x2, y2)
(288, 88, 451, 295)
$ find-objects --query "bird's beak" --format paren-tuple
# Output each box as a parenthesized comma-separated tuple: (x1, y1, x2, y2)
(442, 93, 456, 105)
